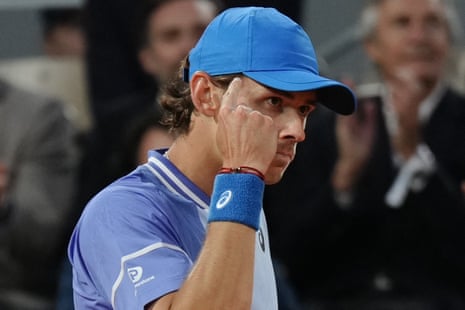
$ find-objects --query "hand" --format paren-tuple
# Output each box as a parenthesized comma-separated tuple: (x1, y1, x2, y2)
(0, 162, 9, 208)
(216, 78, 278, 175)
(386, 68, 425, 159)
(332, 98, 377, 191)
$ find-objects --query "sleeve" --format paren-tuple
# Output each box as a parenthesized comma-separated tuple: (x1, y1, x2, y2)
(7, 98, 79, 266)
(70, 190, 194, 309)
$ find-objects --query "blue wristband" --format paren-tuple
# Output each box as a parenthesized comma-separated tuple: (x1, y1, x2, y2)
(208, 173, 264, 230)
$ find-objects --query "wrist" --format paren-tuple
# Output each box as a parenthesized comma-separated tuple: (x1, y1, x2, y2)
(208, 173, 264, 230)
(218, 166, 265, 181)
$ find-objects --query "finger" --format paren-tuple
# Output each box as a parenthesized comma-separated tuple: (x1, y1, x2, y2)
(222, 77, 242, 110)
(236, 104, 253, 113)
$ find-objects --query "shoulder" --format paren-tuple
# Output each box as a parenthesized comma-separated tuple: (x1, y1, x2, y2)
(0, 80, 70, 122)
(434, 88, 465, 121)
(80, 170, 175, 228)
(442, 88, 465, 107)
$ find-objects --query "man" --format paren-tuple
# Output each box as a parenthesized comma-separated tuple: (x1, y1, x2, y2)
(137, 0, 220, 86)
(68, 7, 356, 309)
(264, 0, 465, 308)
(58, 2, 218, 308)
(115, 0, 220, 171)
(41, 8, 86, 58)
(0, 78, 78, 309)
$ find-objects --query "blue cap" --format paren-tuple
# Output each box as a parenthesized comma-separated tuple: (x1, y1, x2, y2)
(186, 7, 357, 115)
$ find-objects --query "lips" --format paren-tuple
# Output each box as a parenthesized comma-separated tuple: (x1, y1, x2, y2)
(404, 47, 437, 60)
(276, 148, 294, 162)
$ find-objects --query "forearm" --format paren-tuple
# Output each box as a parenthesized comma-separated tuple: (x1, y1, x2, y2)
(150, 173, 263, 309)
(170, 223, 255, 310)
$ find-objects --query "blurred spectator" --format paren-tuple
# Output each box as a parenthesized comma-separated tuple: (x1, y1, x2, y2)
(264, 0, 465, 309)
(0, 7, 90, 133)
(77, 0, 221, 209)
(119, 106, 174, 173)
(0, 78, 79, 310)
(222, 0, 302, 23)
(41, 8, 86, 58)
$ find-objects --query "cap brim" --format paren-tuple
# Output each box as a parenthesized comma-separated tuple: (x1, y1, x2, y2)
(243, 70, 357, 115)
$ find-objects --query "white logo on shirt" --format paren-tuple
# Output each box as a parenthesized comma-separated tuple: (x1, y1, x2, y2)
(216, 190, 232, 209)
(127, 266, 143, 283)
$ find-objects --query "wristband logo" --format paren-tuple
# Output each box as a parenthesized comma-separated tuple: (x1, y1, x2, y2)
(216, 190, 232, 209)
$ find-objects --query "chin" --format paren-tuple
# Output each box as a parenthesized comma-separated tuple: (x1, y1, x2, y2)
(264, 165, 289, 185)
(410, 64, 442, 83)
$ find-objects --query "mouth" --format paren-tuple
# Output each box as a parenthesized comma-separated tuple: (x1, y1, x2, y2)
(405, 48, 438, 61)
(275, 149, 295, 165)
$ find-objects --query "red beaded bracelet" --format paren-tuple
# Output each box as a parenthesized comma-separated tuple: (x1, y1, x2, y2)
(218, 166, 265, 181)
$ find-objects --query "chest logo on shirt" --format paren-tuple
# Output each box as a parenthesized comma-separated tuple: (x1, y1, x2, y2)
(127, 266, 143, 283)
(216, 190, 232, 209)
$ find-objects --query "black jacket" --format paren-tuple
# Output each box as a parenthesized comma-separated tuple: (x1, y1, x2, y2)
(265, 87, 465, 308)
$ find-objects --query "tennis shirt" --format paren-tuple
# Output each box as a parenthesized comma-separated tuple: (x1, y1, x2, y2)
(68, 149, 278, 309)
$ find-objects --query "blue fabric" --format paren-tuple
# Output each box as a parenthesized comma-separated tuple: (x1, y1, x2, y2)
(208, 173, 264, 230)
(68, 152, 208, 309)
(68, 150, 278, 309)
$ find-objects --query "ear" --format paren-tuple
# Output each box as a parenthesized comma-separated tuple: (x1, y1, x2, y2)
(190, 72, 219, 117)
(138, 47, 158, 76)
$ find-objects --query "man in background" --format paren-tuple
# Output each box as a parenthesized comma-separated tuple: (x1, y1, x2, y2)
(264, 0, 465, 308)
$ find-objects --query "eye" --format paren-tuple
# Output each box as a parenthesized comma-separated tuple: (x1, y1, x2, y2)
(392, 16, 410, 29)
(298, 104, 316, 117)
(267, 97, 283, 106)
(425, 15, 445, 33)
(159, 28, 182, 43)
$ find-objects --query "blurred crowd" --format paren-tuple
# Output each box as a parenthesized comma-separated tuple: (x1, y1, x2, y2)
(0, 0, 464, 309)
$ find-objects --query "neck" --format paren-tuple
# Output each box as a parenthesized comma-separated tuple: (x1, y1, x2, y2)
(165, 134, 221, 197)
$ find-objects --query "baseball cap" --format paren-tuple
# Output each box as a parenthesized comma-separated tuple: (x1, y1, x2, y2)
(185, 7, 357, 115)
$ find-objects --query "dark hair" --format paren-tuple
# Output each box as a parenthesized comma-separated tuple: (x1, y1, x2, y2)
(120, 106, 169, 172)
(158, 57, 240, 136)
(134, 0, 224, 52)
(41, 8, 83, 37)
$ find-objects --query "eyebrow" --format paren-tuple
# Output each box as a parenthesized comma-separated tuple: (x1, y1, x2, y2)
(268, 87, 318, 105)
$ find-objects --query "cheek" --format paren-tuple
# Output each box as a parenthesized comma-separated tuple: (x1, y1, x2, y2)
(435, 39, 450, 58)
(155, 44, 182, 64)
(371, 40, 401, 64)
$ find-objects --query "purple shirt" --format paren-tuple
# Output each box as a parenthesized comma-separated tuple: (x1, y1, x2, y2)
(68, 150, 277, 309)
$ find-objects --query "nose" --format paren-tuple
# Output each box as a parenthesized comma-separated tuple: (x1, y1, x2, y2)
(409, 21, 429, 42)
(279, 110, 306, 143)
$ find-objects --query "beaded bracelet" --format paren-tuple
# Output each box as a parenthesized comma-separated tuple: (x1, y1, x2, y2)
(217, 166, 265, 181)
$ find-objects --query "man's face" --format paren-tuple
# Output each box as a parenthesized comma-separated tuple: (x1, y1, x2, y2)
(140, 0, 217, 83)
(365, 0, 450, 86)
(44, 25, 86, 57)
(222, 77, 318, 184)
